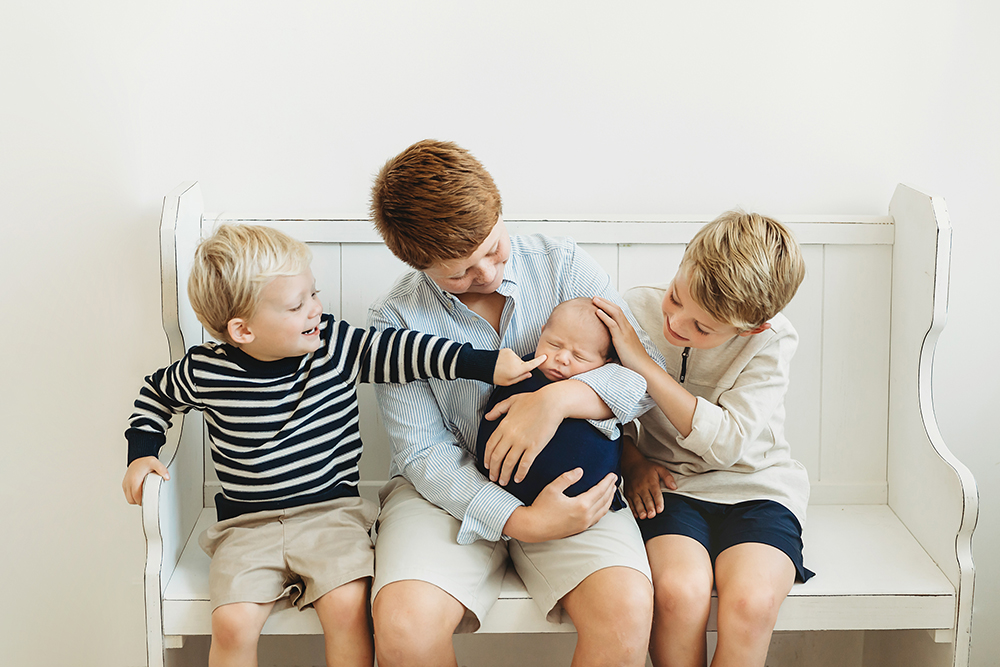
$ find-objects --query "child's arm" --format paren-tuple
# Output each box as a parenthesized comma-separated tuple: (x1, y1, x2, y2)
(594, 296, 697, 437)
(596, 295, 796, 469)
(341, 320, 543, 386)
(122, 356, 198, 505)
(481, 379, 614, 486)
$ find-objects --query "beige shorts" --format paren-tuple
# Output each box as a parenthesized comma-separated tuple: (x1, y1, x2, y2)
(372, 477, 651, 632)
(199, 496, 378, 611)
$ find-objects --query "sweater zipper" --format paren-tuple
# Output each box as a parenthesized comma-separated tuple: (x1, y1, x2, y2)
(679, 347, 690, 384)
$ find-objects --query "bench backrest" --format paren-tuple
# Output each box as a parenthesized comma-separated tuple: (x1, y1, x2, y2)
(162, 187, 896, 509)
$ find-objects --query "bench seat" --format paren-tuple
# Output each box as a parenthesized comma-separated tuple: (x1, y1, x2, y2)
(159, 504, 955, 641)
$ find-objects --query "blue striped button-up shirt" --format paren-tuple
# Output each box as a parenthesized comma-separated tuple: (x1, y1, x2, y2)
(368, 234, 664, 544)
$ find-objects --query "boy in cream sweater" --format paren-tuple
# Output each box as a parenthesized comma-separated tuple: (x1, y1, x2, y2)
(595, 210, 812, 667)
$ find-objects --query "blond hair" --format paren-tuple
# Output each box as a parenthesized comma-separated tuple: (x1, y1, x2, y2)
(187, 224, 312, 343)
(370, 139, 502, 270)
(681, 211, 805, 331)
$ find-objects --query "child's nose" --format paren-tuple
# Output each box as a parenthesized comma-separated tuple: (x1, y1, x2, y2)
(677, 317, 698, 337)
(475, 262, 496, 285)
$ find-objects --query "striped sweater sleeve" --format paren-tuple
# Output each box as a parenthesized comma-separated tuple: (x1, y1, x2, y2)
(125, 353, 201, 464)
(336, 321, 498, 385)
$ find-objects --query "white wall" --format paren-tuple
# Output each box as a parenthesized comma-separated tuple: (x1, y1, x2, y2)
(1, 2, 996, 665)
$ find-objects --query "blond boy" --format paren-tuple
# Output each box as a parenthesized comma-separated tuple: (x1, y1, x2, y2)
(595, 211, 812, 667)
(121, 224, 539, 667)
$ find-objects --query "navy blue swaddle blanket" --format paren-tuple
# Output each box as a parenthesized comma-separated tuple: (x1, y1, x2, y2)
(475, 362, 625, 510)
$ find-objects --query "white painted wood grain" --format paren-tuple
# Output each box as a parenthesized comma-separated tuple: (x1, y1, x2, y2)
(782, 244, 825, 483)
(819, 244, 892, 492)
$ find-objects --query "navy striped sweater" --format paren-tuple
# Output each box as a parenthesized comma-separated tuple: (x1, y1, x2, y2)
(126, 313, 497, 520)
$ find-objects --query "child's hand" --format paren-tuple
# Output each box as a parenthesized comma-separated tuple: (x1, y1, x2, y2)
(593, 296, 655, 373)
(122, 456, 170, 505)
(622, 454, 676, 520)
(507, 469, 617, 542)
(493, 349, 546, 386)
(482, 387, 562, 486)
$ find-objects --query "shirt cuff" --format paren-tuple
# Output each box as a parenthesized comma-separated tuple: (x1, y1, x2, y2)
(456, 345, 499, 384)
(457, 482, 523, 544)
(585, 418, 622, 440)
(573, 364, 648, 424)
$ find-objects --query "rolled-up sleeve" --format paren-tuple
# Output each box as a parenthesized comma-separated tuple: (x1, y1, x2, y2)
(675, 329, 797, 469)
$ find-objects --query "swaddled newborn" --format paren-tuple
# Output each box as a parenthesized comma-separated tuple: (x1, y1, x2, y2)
(475, 298, 625, 509)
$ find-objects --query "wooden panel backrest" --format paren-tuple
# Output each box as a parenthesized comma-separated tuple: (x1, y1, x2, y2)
(172, 211, 894, 508)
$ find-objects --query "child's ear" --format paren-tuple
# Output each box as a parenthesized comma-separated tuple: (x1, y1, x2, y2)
(738, 322, 772, 337)
(227, 318, 255, 345)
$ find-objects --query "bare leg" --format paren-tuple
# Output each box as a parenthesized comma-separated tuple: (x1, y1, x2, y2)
(371, 579, 466, 667)
(209, 601, 275, 667)
(646, 535, 714, 667)
(711, 543, 795, 667)
(559, 566, 653, 667)
(313, 578, 374, 667)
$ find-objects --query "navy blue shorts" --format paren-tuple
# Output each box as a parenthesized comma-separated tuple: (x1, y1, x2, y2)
(637, 494, 814, 583)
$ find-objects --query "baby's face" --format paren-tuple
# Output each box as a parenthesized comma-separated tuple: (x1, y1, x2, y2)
(534, 316, 609, 382)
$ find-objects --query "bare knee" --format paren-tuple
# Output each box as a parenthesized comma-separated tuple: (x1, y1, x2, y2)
(720, 585, 784, 633)
(315, 578, 371, 625)
(211, 602, 268, 652)
(653, 566, 713, 620)
(567, 568, 653, 664)
(372, 581, 463, 664)
(607, 571, 654, 634)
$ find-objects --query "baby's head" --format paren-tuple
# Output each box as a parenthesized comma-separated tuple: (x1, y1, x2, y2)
(535, 298, 615, 382)
(662, 211, 805, 349)
(188, 224, 321, 360)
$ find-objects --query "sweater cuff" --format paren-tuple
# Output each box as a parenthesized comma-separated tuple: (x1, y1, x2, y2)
(126, 429, 165, 465)
(456, 345, 499, 384)
(675, 396, 721, 458)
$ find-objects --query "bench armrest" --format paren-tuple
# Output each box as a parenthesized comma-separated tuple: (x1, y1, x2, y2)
(887, 183, 978, 664)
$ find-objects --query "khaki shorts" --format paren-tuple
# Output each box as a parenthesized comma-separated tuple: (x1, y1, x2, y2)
(372, 477, 651, 632)
(199, 496, 378, 611)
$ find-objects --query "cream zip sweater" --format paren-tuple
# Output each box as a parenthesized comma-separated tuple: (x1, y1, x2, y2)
(625, 284, 811, 526)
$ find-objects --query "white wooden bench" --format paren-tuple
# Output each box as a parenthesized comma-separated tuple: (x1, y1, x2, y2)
(140, 182, 977, 667)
